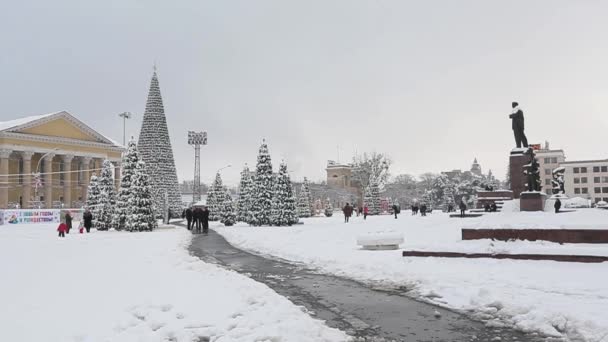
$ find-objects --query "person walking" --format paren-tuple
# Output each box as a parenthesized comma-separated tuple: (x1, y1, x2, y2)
(554, 198, 562, 213)
(201, 206, 210, 234)
(420, 204, 427, 216)
(65, 212, 73, 234)
(392, 204, 399, 219)
(57, 221, 67, 238)
(343, 203, 353, 223)
(185, 207, 193, 230)
(82, 209, 93, 233)
(459, 200, 467, 218)
(363, 205, 369, 220)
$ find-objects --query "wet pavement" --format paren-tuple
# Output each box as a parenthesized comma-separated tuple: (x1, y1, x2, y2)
(187, 225, 556, 342)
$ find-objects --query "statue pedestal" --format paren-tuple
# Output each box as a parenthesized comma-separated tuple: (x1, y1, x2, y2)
(509, 148, 532, 199)
(520, 192, 547, 211)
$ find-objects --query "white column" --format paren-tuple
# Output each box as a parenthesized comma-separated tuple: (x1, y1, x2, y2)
(44, 154, 55, 209)
(21, 151, 34, 209)
(81, 157, 92, 202)
(62, 154, 74, 208)
(0, 149, 12, 209)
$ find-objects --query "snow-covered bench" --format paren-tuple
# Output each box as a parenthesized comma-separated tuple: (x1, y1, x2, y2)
(357, 232, 404, 250)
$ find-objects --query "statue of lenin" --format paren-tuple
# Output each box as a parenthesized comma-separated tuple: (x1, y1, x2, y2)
(509, 102, 528, 148)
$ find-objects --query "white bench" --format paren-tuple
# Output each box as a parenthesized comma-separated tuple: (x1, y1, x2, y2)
(357, 232, 404, 250)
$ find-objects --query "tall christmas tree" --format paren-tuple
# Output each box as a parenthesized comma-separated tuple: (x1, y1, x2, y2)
(137, 69, 182, 217)
(249, 141, 274, 226)
(297, 177, 312, 218)
(271, 162, 299, 226)
(86, 173, 101, 228)
(443, 184, 456, 210)
(206, 172, 224, 221)
(126, 160, 157, 231)
(236, 165, 254, 223)
(112, 138, 140, 230)
(96, 160, 117, 230)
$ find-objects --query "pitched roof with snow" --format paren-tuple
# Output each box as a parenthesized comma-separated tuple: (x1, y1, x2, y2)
(0, 110, 123, 147)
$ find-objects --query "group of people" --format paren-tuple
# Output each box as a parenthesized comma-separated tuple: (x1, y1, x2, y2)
(342, 203, 371, 222)
(410, 204, 430, 216)
(182, 206, 210, 234)
(57, 209, 93, 237)
(483, 202, 498, 212)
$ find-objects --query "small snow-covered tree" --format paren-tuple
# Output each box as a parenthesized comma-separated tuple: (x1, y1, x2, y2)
(368, 176, 382, 215)
(96, 160, 116, 230)
(421, 191, 433, 209)
(220, 189, 236, 226)
(113, 138, 140, 230)
(324, 198, 333, 217)
(126, 160, 157, 231)
(297, 178, 312, 218)
(387, 197, 394, 214)
(443, 184, 456, 210)
(271, 162, 298, 226)
(249, 141, 274, 226)
(207, 172, 224, 221)
(236, 165, 253, 222)
(86, 173, 101, 227)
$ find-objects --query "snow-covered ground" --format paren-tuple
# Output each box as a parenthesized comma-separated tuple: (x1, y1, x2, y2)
(216, 210, 608, 341)
(0, 224, 349, 342)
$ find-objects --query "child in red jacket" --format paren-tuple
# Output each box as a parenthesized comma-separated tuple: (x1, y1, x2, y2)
(57, 222, 67, 238)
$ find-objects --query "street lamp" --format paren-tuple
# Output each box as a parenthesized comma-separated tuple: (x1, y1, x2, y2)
(118, 112, 132, 146)
(34, 148, 59, 208)
(188, 131, 208, 203)
(216, 164, 232, 174)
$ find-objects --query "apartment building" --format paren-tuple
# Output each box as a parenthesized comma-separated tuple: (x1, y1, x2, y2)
(560, 160, 608, 203)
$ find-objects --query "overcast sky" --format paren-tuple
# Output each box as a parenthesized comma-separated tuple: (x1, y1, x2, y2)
(2, 1, 608, 186)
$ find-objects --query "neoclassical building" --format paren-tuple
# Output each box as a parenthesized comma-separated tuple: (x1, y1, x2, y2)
(0, 111, 124, 209)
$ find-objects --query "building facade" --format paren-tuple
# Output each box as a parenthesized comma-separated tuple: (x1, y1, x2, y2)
(561, 160, 608, 203)
(0, 111, 124, 209)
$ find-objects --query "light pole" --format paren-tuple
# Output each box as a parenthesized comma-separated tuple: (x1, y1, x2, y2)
(118, 112, 132, 146)
(188, 131, 207, 203)
(34, 148, 59, 208)
(216, 164, 232, 174)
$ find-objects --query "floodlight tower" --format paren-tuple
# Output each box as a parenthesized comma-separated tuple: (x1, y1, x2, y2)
(188, 131, 207, 203)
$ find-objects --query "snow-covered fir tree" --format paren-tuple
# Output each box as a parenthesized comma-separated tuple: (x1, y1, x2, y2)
(85, 173, 101, 227)
(363, 185, 372, 212)
(112, 138, 140, 230)
(368, 176, 382, 215)
(236, 165, 254, 223)
(297, 177, 312, 218)
(206, 172, 224, 221)
(137, 69, 182, 217)
(125, 160, 157, 232)
(249, 141, 274, 226)
(220, 190, 236, 226)
(443, 184, 456, 210)
(271, 162, 299, 226)
(387, 197, 394, 214)
(421, 191, 433, 209)
(96, 160, 117, 230)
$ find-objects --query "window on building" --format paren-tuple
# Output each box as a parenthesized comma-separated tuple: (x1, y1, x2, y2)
(18, 159, 24, 184)
(544, 157, 550, 164)
(574, 178, 580, 184)
(551, 157, 558, 164)
(545, 169, 551, 175)
(604, 197, 608, 202)
(574, 167, 580, 173)
(59, 162, 65, 186)
(595, 198, 601, 203)
(603, 166, 608, 172)
(594, 166, 601, 173)
(603, 177, 608, 183)
(595, 187, 602, 194)
(574, 188, 580, 194)
(546, 189, 552, 195)
(582, 177, 588, 183)
(581, 167, 588, 173)
(603, 187, 608, 193)
(595, 177, 601, 183)
(545, 179, 551, 185)
(582, 188, 589, 194)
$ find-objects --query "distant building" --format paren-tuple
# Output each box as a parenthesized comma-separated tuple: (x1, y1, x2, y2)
(470, 158, 482, 176)
(560, 160, 608, 203)
(325, 160, 362, 206)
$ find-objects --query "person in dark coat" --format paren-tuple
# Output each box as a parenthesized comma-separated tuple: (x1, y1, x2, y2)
(342, 203, 353, 223)
(484, 203, 491, 212)
(554, 198, 562, 213)
(420, 204, 427, 216)
(509, 101, 528, 148)
(490, 202, 497, 212)
(192, 207, 202, 233)
(184, 207, 193, 230)
(392, 204, 399, 219)
(459, 200, 467, 218)
(65, 212, 72, 234)
(82, 209, 93, 233)
(201, 206, 210, 234)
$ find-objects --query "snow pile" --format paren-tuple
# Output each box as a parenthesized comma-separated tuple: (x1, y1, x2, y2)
(0, 224, 348, 341)
(466, 208, 608, 230)
(565, 197, 591, 208)
(216, 213, 608, 341)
